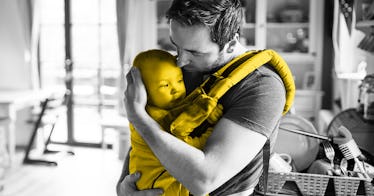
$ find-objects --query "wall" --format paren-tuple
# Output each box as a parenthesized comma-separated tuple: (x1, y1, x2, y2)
(0, 0, 37, 147)
(0, 0, 33, 90)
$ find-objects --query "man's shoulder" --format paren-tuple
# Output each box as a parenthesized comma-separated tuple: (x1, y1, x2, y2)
(229, 63, 285, 94)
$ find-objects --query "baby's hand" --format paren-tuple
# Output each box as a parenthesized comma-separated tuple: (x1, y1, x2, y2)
(207, 104, 223, 124)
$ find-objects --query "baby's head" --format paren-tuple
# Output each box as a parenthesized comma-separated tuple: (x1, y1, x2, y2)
(133, 49, 186, 109)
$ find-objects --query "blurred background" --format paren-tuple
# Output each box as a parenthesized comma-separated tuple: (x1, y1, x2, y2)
(0, 0, 374, 195)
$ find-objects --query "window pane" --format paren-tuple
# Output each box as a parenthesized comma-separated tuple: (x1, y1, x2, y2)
(100, 0, 117, 24)
(74, 106, 102, 143)
(71, 25, 99, 65)
(40, 25, 65, 63)
(101, 69, 119, 106)
(101, 25, 120, 68)
(73, 67, 99, 104)
(266, 0, 310, 22)
(71, 0, 99, 24)
(40, 0, 64, 24)
(40, 62, 66, 90)
(266, 27, 309, 53)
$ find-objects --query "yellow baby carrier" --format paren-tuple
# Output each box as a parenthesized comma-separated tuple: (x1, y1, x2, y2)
(130, 49, 295, 196)
(167, 49, 295, 138)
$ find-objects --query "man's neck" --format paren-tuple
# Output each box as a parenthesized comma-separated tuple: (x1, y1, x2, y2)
(226, 43, 248, 63)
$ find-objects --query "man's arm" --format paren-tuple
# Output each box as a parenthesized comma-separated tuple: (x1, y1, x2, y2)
(125, 67, 267, 195)
(132, 113, 266, 195)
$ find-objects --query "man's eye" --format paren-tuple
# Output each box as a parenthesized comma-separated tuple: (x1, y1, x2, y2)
(191, 52, 202, 56)
(178, 79, 183, 83)
(160, 84, 169, 88)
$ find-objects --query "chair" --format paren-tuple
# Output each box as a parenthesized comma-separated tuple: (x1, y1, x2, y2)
(23, 91, 74, 166)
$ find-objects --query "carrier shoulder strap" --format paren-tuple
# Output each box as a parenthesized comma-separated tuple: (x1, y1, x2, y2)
(263, 139, 270, 196)
(200, 49, 295, 115)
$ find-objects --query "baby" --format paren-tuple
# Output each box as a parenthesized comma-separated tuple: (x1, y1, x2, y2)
(129, 49, 221, 196)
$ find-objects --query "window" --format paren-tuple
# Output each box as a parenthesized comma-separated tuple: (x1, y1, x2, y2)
(39, 0, 120, 144)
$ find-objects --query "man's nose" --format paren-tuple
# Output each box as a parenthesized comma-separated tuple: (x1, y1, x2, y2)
(176, 52, 190, 68)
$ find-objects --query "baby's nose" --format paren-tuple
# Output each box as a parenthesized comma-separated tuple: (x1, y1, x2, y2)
(171, 87, 178, 94)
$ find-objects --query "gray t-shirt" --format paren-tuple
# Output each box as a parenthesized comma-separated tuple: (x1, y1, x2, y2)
(183, 63, 286, 195)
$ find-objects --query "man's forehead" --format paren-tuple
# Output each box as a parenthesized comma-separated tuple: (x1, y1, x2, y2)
(170, 20, 211, 48)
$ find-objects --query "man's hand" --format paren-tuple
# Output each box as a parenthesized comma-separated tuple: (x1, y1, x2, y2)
(117, 172, 164, 196)
(124, 67, 148, 123)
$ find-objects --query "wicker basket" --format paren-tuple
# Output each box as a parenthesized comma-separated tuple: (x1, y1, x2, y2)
(255, 171, 374, 196)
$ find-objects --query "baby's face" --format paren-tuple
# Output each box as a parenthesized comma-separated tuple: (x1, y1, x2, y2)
(142, 61, 186, 109)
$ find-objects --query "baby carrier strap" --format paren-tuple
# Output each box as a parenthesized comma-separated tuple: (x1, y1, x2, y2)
(169, 50, 295, 137)
(202, 49, 295, 115)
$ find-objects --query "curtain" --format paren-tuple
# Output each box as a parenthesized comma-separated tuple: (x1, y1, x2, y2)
(116, 0, 157, 115)
(332, 0, 369, 110)
(18, 0, 41, 90)
(0, 0, 39, 90)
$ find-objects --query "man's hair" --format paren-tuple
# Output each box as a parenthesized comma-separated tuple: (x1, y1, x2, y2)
(133, 49, 176, 70)
(166, 0, 243, 50)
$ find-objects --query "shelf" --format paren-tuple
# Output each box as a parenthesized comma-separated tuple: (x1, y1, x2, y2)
(242, 23, 256, 28)
(356, 20, 374, 27)
(336, 72, 366, 80)
(267, 22, 309, 29)
(243, 23, 309, 29)
(279, 52, 315, 63)
(237, 50, 315, 63)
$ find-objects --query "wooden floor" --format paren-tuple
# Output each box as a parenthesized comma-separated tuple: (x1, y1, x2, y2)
(1, 146, 123, 196)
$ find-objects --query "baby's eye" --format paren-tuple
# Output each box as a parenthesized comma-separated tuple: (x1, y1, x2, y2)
(160, 84, 169, 88)
(178, 79, 183, 83)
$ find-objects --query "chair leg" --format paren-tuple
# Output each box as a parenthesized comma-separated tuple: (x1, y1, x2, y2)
(23, 99, 58, 166)
(101, 126, 106, 149)
(23, 158, 57, 166)
(42, 109, 75, 156)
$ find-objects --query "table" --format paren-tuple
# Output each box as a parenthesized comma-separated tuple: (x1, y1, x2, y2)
(0, 118, 10, 190)
(100, 112, 129, 160)
(0, 90, 53, 167)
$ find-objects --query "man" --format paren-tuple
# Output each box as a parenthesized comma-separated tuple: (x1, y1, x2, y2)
(118, 0, 286, 195)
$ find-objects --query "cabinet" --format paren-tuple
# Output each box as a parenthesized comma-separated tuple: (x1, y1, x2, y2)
(156, 0, 325, 124)
(355, 0, 374, 53)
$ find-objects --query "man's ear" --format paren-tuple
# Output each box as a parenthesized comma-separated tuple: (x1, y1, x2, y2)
(226, 33, 240, 53)
(226, 40, 236, 53)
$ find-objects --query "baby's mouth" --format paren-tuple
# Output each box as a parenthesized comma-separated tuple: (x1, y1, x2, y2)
(171, 96, 184, 105)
